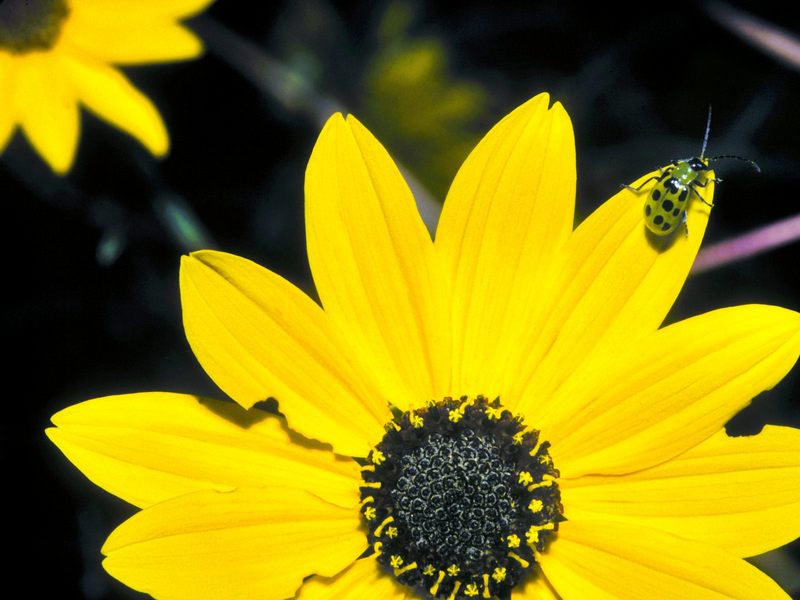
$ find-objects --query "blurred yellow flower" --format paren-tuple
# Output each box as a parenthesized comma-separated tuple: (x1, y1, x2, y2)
(0, 0, 212, 174)
(362, 1, 488, 199)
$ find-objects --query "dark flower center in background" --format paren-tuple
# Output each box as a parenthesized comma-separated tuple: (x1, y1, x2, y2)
(360, 396, 563, 599)
(0, 0, 68, 53)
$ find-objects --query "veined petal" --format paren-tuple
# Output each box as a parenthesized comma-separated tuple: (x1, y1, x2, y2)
(60, 55, 168, 156)
(69, 0, 215, 20)
(435, 94, 576, 398)
(14, 53, 79, 174)
(62, 12, 203, 64)
(46, 392, 360, 509)
(102, 488, 365, 600)
(561, 425, 800, 557)
(514, 172, 713, 415)
(297, 555, 407, 600)
(540, 519, 790, 599)
(181, 250, 390, 457)
(305, 113, 450, 407)
(545, 305, 800, 476)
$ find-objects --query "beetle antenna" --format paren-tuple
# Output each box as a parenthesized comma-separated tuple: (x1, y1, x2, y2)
(700, 105, 712, 159)
(707, 155, 761, 173)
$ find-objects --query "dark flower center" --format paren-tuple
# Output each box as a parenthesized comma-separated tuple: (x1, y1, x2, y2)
(360, 396, 563, 599)
(0, 0, 69, 53)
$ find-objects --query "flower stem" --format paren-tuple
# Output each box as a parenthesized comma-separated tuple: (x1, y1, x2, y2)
(193, 16, 442, 233)
(191, 16, 342, 127)
(692, 213, 800, 274)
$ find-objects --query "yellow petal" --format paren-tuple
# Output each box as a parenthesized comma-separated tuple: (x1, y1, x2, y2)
(540, 519, 790, 599)
(545, 305, 800, 476)
(513, 171, 713, 414)
(562, 425, 800, 558)
(181, 250, 390, 457)
(14, 53, 79, 174)
(305, 113, 450, 406)
(70, 0, 214, 19)
(46, 392, 360, 509)
(63, 11, 203, 64)
(297, 555, 407, 599)
(61, 55, 168, 156)
(102, 488, 365, 600)
(434, 93, 576, 397)
(0, 54, 17, 152)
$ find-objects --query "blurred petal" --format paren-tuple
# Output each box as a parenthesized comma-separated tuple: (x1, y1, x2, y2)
(305, 113, 450, 407)
(46, 392, 360, 509)
(297, 555, 407, 600)
(562, 425, 800, 557)
(71, 0, 215, 19)
(0, 54, 17, 152)
(545, 305, 800, 476)
(103, 488, 365, 600)
(435, 94, 576, 398)
(515, 173, 713, 416)
(62, 55, 168, 156)
(14, 54, 79, 174)
(63, 12, 203, 64)
(541, 520, 790, 599)
(181, 251, 390, 457)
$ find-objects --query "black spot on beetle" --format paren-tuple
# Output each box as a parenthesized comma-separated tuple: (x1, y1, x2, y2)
(651, 189, 661, 201)
(653, 215, 664, 225)
(645, 204, 652, 216)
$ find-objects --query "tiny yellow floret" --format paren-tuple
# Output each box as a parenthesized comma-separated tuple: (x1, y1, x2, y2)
(528, 499, 544, 513)
(371, 449, 386, 465)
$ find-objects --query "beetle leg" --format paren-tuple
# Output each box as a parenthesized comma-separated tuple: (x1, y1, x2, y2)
(690, 186, 715, 207)
(621, 175, 659, 192)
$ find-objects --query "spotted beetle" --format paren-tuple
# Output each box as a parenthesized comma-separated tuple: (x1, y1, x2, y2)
(624, 107, 760, 236)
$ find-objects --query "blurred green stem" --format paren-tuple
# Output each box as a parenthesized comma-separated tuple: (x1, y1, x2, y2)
(153, 193, 214, 252)
(193, 16, 342, 127)
(193, 16, 442, 234)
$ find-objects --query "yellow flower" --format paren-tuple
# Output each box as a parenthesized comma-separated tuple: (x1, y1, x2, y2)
(47, 94, 800, 599)
(0, 0, 212, 174)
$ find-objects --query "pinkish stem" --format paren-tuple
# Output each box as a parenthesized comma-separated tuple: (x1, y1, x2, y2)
(692, 213, 800, 274)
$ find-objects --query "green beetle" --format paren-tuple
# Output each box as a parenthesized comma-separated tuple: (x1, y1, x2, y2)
(624, 108, 760, 236)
